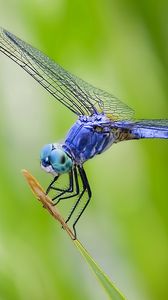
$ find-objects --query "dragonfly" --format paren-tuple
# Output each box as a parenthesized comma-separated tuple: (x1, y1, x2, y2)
(0, 28, 168, 238)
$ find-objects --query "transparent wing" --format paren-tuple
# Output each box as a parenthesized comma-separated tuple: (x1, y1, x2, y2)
(0, 28, 134, 119)
(73, 78, 134, 119)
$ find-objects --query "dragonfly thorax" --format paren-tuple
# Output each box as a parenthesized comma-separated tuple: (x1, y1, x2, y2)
(40, 143, 73, 175)
(62, 114, 116, 163)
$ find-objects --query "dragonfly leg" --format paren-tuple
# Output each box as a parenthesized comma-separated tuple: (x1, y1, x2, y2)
(55, 166, 80, 203)
(65, 187, 85, 224)
(72, 166, 91, 239)
(65, 166, 91, 239)
(51, 169, 73, 203)
(46, 175, 59, 194)
(52, 167, 79, 205)
(46, 172, 73, 197)
(47, 177, 69, 193)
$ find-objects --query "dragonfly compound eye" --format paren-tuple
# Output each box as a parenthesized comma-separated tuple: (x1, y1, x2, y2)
(49, 148, 72, 174)
(40, 144, 53, 167)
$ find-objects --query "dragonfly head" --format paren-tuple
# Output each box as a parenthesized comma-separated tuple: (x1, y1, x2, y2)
(40, 144, 73, 175)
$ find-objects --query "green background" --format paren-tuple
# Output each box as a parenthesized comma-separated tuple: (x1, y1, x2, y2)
(0, 1, 168, 299)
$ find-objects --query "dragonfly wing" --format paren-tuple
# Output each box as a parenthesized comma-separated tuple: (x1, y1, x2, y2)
(0, 28, 93, 115)
(113, 119, 168, 140)
(74, 79, 134, 120)
(0, 28, 134, 119)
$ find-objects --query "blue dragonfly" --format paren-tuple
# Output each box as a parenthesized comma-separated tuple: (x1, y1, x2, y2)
(0, 28, 168, 238)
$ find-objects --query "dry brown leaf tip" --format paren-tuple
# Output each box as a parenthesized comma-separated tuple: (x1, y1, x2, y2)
(22, 169, 75, 240)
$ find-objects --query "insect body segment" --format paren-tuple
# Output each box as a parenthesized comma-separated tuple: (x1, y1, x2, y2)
(63, 114, 116, 163)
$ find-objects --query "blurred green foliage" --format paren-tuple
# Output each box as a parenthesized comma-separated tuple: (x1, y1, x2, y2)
(0, 1, 168, 299)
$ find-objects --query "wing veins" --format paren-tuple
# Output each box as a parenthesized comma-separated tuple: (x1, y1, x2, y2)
(1, 42, 86, 115)
(0, 30, 90, 115)
(0, 28, 135, 119)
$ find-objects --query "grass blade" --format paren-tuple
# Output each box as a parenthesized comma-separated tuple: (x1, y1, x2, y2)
(74, 240, 126, 300)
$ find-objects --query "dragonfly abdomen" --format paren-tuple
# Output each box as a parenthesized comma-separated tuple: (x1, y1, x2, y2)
(131, 121, 168, 139)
